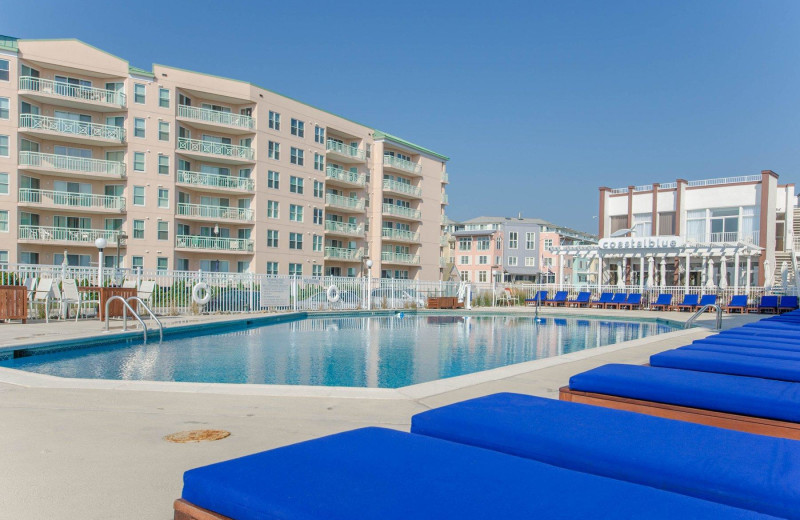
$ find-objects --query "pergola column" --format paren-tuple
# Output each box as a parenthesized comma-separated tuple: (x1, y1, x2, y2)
(746, 255, 752, 291)
(621, 257, 627, 286)
(597, 255, 603, 291)
(684, 252, 690, 292)
(733, 253, 740, 293)
(639, 256, 645, 291)
(660, 257, 666, 288)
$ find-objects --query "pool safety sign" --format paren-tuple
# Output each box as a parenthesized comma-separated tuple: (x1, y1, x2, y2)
(260, 278, 291, 307)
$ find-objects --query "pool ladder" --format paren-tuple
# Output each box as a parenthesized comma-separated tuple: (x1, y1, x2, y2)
(103, 296, 163, 343)
(684, 304, 722, 331)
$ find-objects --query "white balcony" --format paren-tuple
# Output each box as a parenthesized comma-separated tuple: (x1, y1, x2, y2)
(440, 235, 450, 246)
(177, 137, 255, 164)
(442, 192, 449, 205)
(325, 139, 365, 163)
(18, 225, 125, 246)
(324, 220, 364, 237)
(687, 231, 760, 245)
(18, 188, 125, 213)
(18, 151, 126, 179)
(382, 179, 422, 199)
(383, 155, 421, 175)
(175, 235, 254, 253)
(442, 171, 449, 184)
(176, 170, 254, 193)
(324, 247, 364, 262)
(325, 193, 365, 212)
(19, 76, 126, 111)
(177, 203, 254, 222)
(381, 251, 420, 265)
(177, 105, 255, 135)
(325, 165, 366, 187)
(19, 114, 125, 145)
(382, 228, 421, 243)
(382, 203, 421, 221)
(440, 257, 447, 267)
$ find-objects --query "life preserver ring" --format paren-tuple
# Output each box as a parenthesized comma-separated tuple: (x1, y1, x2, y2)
(326, 284, 340, 303)
(192, 282, 211, 305)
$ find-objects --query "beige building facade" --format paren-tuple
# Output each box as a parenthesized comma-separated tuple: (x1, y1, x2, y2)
(0, 36, 450, 280)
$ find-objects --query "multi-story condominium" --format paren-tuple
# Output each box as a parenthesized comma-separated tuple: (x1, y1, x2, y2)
(0, 36, 450, 280)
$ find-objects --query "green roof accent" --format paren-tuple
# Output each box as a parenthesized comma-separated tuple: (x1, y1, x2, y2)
(0, 35, 18, 53)
(128, 65, 155, 78)
(372, 130, 449, 161)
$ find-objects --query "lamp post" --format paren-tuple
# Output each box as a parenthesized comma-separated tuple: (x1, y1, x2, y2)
(365, 258, 373, 310)
(95, 237, 107, 287)
(116, 233, 128, 281)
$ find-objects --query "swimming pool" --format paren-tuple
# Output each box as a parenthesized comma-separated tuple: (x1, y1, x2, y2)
(0, 314, 678, 388)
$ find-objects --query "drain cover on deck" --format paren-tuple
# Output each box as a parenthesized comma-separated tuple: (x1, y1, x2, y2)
(164, 429, 230, 443)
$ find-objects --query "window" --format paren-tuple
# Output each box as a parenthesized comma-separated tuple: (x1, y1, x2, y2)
(133, 220, 145, 239)
(313, 207, 323, 224)
(478, 271, 487, 283)
(132, 256, 143, 270)
(478, 255, 488, 265)
(459, 256, 470, 265)
(543, 239, 553, 250)
(158, 188, 169, 208)
(658, 211, 676, 236)
(0, 135, 8, 157)
(314, 125, 324, 144)
(289, 176, 304, 194)
(508, 231, 518, 249)
(267, 229, 279, 247)
(289, 204, 303, 222)
(158, 121, 169, 141)
(268, 111, 280, 130)
(290, 147, 304, 165)
(266, 261, 278, 275)
(609, 215, 629, 235)
(0, 60, 8, 81)
(312, 234, 322, 252)
(158, 155, 169, 175)
(477, 238, 490, 250)
(542, 258, 553, 267)
(0, 97, 8, 119)
(134, 83, 146, 104)
(268, 141, 280, 160)
(0, 210, 7, 232)
(290, 118, 304, 137)
(157, 257, 168, 271)
(0, 173, 7, 195)
(525, 232, 536, 249)
(133, 186, 145, 206)
(157, 221, 168, 240)
(686, 209, 706, 243)
(134, 118, 145, 138)
(267, 170, 279, 189)
(176, 258, 189, 271)
(632, 213, 652, 237)
(525, 257, 536, 267)
(289, 263, 302, 276)
(312, 264, 322, 277)
(236, 260, 250, 274)
(507, 256, 518, 266)
(458, 238, 472, 251)
(267, 200, 279, 219)
(133, 152, 145, 172)
(158, 88, 170, 108)
(314, 153, 324, 171)
(313, 180, 323, 198)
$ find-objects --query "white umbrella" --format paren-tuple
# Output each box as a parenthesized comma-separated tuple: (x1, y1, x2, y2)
(781, 261, 789, 293)
(719, 256, 728, 289)
(616, 263, 624, 288)
(764, 260, 773, 291)
(659, 258, 666, 288)
(706, 258, 715, 289)
(646, 257, 655, 289)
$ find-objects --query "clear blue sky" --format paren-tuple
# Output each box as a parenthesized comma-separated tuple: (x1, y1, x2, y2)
(4, 0, 799, 233)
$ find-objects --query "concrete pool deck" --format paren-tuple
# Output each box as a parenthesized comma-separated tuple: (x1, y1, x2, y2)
(0, 307, 765, 519)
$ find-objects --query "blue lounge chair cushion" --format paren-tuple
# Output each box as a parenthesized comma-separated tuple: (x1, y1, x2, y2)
(685, 342, 800, 361)
(696, 335, 800, 350)
(624, 293, 642, 305)
(678, 294, 699, 306)
(608, 293, 626, 305)
(411, 393, 800, 519)
(780, 296, 799, 309)
(760, 296, 779, 309)
(699, 294, 717, 306)
(551, 291, 568, 302)
(728, 295, 748, 308)
(594, 292, 613, 303)
(525, 290, 547, 303)
(651, 348, 800, 383)
(179, 427, 772, 520)
(570, 291, 591, 303)
(653, 294, 672, 306)
(569, 363, 800, 423)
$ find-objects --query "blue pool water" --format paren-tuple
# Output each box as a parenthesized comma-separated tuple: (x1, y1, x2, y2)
(1, 314, 677, 388)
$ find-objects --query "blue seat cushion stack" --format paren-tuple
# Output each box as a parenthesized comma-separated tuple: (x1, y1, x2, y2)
(180, 427, 774, 519)
(685, 342, 800, 361)
(651, 348, 800, 382)
(411, 393, 800, 519)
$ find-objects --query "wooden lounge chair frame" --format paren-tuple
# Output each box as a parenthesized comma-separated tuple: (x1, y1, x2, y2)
(174, 499, 231, 520)
(649, 294, 672, 311)
(675, 296, 699, 312)
(559, 386, 800, 440)
(618, 294, 642, 310)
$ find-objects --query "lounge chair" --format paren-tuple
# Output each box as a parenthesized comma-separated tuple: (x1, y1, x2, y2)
(758, 295, 779, 314)
(138, 280, 156, 306)
(524, 290, 547, 306)
(544, 290, 568, 307)
(30, 278, 54, 323)
(494, 287, 514, 306)
(675, 294, 699, 311)
(603, 293, 627, 309)
(651, 347, 800, 383)
(618, 293, 642, 310)
(726, 295, 748, 314)
(174, 427, 772, 520)
(779, 296, 799, 313)
(121, 279, 138, 289)
(566, 291, 591, 307)
(697, 294, 717, 311)
(590, 292, 613, 308)
(650, 293, 672, 311)
(62, 279, 99, 321)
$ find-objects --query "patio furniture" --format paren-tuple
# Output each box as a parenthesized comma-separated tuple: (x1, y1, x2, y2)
(494, 287, 515, 306)
(779, 296, 799, 313)
(566, 291, 591, 307)
(675, 294, 699, 312)
(62, 279, 99, 321)
(0, 286, 28, 323)
(758, 295, 779, 314)
(726, 295, 748, 313)
(651, 347, 800, 383)
(590, 292, 613, 308)
(697, 294, 717, 310)
(650, 293, 673, 310)
(544, 291, 568, 307)
(524, 290, 547, 306)
(30, 278, 55, 322)
(618, 293, 642, 310)
(79, 286, 138, 320)
(603, 293, 627, 309)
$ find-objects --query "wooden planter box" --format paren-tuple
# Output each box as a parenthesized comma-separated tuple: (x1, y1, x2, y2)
(0, 286, 27, 323)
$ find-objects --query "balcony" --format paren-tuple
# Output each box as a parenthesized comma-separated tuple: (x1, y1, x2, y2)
(440, 235, 450, 246)
(382, 179, 422, 199)
(177, 170, 254, 193)
(324, 220, 364, 237)
(177, 203, 254, 223)
(441, 214, 448, 224)
(324, 247, 364, 262)
(381, 251, 420, 265)
(325, 165, 366, 187)
(177, 105, 255, 135)
(175, 235, 254, 254)
(18, 151, 126, 179)
(383, 155, 421, 176)
(19, 76, 126, 111)
(325, 193, 365, 212)
(442, 192, 449, 205)
(19, 114, 125, 145)
(177, 137, 255, 164)
(325, 139, 365, 163)
(442, 171, 449, 184)
(440, 257, 447, 267)
(18, 189, 125, 213)
(687, 231, 760, 245)
(18, 225, 125, 246)
(382, 203, 421, 221)
(382, 228, 420, 243)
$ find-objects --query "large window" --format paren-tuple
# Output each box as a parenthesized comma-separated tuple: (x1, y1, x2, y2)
(268, 141, 280, 160)
(632, 213, 652, 237)
(0, 135, 8, 157)
(268, 111, 280, 130)
(288, 263, 302, 276)
(134, 83, 146, 104)
(158, 88, 170, 108)
(290, 118, 304, 137)
(0, 97, 8, 119)
(267, 170, 279, 189)
(314, 125, 324, 143)
(686, 207, 756, 244)
(508, 232, 518, 249)
(0, 60, 8, 81)
(267, 200, 279, 219)
(267, 229, 279, 247)
(266, 262, 278, 275)
(0, 173, 7, 195)
(289, 176, 303, 194)
(458, 238, 472, 251)
(133, 220, 145, 239)
(157, 221, 168, 240)
(289, 204, 303, 222)
(158, 121, 170, 141)
(133, 186, 145, 206)
(477, 238, 490, 250)
(134, 118, 146, 138)
(525, 232, 536, 250)
(290, 147, 304, 165)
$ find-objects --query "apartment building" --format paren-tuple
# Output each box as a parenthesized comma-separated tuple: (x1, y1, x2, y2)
(0, 36, 450, 280)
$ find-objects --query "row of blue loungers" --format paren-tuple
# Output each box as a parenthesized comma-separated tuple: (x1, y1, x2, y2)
(175, 321, 800, 518)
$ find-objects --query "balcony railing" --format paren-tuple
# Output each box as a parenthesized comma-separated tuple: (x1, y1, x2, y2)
(325, 193, 365, 211)
(442, 192, 449, 204)
(381, 251, 420, 265)
(383, 155, 421, 174)
(382, 228, 420, 242)
(382, 203, 421, 220)
(177, 105, 255, 130)
(177, 170, 254, 191)
(18, 225, 124, 244)
(177, 203, 254, 222)
(176, 235, 254, 252)
(686, 231, 760, 245)
(324, 220, 363, 236)
(325, 139, 365, 160)
(19, 114, 125, 142)
(19, 188, 125, 211)
(441, 214, 448, 224)
(19, 76, 126, 107)
(382, 179, 422, 197)
(325, 165, 366, 186)
(19, 151, 126, 177)
(442, 171, 449, 183)
(440, 235, 449, 246)
(324, 247, 364, 261)
(177, 137, 254, 160)
(440, 257, 447, 267)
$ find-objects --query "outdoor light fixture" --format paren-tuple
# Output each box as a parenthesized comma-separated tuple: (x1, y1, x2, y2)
(95, 237, 108, 287)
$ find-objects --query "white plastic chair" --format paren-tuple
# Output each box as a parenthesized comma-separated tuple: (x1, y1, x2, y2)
(30, 278, 54, 322)
(62, 279, 99, 321)
(122, 279, 138, 289)
(138, 280, 156, 306)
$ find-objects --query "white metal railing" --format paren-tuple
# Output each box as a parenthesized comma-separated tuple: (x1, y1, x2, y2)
(382, 228, 420, 242)
(633, 184, 652, 192)
(382, 203, 421, 220)
(381, 251, 421, 265)
(18, 188, 125, 211)
(326, 193, 365, 211)
(383, 155, 422, 174)
(442, 171, 449, 183)
(326, 165, 366, 186)
(610, 187, 628, 194)
(18, 225, 124, 244)
(440, 257, 447, 267)
(324, 220, 363, 236)
(687, 175, 761, 187)
(176, 235, 254, 252)
(177, 170, 254, 191)
(659, 182, 677, 189)
(442, 192, 449, 204)
(177, 203, 254, 221)
(442, 214, 448, 224)
(326, 139, 365, 160)
(383, 179, 422, 197)
(324, 247, 364, 261)
(19, 151, 126, 177)
(177, 105, 254, 130)
(19, 76, 126, 107)
(440, 235, 449, 246)
(19, 114, 125, 141)
(177, 137, 255, 160)
(686, 231, 760, 245)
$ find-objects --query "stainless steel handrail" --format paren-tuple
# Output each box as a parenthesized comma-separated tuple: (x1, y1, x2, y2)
(103, 295, 148, 343)
(685, 304, 722, 331)
(126, 296, 163, 342)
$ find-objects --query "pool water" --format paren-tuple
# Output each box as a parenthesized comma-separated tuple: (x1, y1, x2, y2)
(1, 314, 677, 388)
